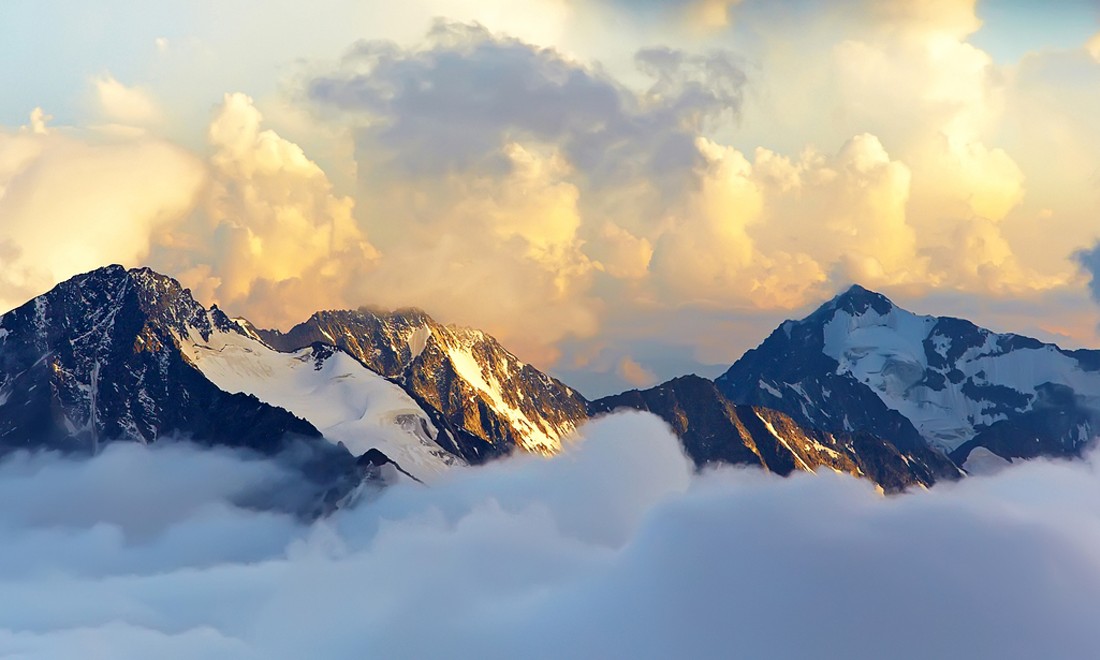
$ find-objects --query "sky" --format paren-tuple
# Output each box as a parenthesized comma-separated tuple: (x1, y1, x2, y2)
(5, 411, 1100, 658)
(3, 0, 1100, 396)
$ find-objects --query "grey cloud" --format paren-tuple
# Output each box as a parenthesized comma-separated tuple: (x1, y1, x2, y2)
(306, 21, 745, 188)
(635, 46, 746, 123)
(1074, 241, 1100, 302)
(4, 412, 1100, 658)
(0, 443, 306, 581)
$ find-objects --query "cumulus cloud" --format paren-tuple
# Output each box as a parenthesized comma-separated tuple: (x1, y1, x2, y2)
(1074, 241, 1100, 302)
(0, 111, 205, 311)
(308, 21, 743, 182)
(0, 94, 379, 332)
(617, 355, 658, 386)
(93, 74, 163, 126)
(330, 139, 599, 362)
(0, 78, 603, 361)
(5, 2, 1100, 393)
(286, 14, 1087, 368)
(26, 108, 51, 136)
(3, 411, 1100, 659)
(295, 21, 750, 358)
(150, 93, 379, 329)
(647, 132, 927, 309)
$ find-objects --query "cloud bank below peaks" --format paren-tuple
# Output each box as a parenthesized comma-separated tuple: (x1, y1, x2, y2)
(3, 411, 1100, 659)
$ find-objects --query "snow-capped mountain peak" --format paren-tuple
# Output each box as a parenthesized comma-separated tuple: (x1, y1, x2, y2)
(0, 265, 588, 479)
(179, 321, 464, 479)
(257, 307, 589, 461)
(719, 284, 1100, 468)
(9, 266, 1100, 501)
(0, 265, 321, 456)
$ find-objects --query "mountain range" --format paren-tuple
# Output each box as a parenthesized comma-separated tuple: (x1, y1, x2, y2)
(2, 265, 1099, 509)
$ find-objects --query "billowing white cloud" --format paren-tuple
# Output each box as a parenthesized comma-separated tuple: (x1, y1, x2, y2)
(285, 13, 1096, 370)
(0, 93, 379, 331)
(93, 74, 163, 126)
(0, 111, 205, 311)
(4, 1, 1100, 393)
(152, 93, 379, 329)
(298, 22, 750, 357)
(649, 132, 924, 310)
(4, 412, 1100, 658)
(1089, 31, 1100, 61)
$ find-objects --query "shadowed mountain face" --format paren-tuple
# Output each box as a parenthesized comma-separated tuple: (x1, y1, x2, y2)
(0, 265, 590, 494)
(717, 284, 1100, 470)
(0, 266, 386, 518)
(258, 309, 589, 463)
(589, 375, 938, 491)
(0, 266, 321, 454)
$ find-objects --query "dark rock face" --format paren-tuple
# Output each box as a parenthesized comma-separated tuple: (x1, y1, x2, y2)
(357, 447, 423, 484)
(951, 383, 1096, 465)
(0, 266, 368, 517)
(591, 375, 761, 467)
(258, 309, 589, 463)
(590, 375, 937, 491)
(0, 266, 322, 454)
(714, 289, 959, 482)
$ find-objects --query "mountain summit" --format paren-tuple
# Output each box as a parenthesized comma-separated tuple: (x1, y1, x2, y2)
(718, 284, 1100, 468)
(0, 265, 319, 453)
(0, 265, 590, 495)
(4, 268, 1098, 500)
(821, 283, 896, 318)
(257, 308, 589, 462)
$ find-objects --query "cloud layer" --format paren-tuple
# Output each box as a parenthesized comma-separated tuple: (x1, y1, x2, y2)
(3, 411, 1100, 659)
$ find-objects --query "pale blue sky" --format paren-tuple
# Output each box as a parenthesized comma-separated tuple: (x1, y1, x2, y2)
(3, 0, 1097, 127)
(972, 0, 1098, 62)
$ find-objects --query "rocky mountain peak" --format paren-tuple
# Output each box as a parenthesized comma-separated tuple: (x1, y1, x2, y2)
(13, 264, 230, 347)
(814, 283, 896, 320)
(0, 265, 326, 455)
(256, 305, 587, 461)
(358, 305, 434, 324)
(128, 266, 231, 340)
(719, 281, 1100, 471)
(589, 372, 940, 491)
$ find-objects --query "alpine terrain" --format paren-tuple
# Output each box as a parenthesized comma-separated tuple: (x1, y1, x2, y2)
(0, 265, 592, 505)
(717, 285, 1100, 471)
(255, 308, 589, 463)
(1, 265, 1098, 503)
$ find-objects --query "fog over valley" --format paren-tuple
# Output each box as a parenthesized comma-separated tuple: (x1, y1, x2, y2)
(4, 412, 1100, 659)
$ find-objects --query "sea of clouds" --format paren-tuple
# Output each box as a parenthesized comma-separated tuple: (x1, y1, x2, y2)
(2, 411, 1100, 659)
